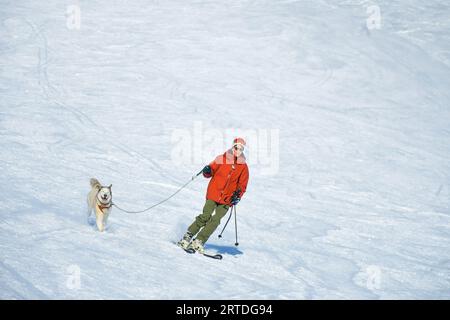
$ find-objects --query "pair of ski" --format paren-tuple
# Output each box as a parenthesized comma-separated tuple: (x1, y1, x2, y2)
(178, 244, 223, 260)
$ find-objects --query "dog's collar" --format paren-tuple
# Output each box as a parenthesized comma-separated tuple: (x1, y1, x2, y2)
(97, 202, 112, 213)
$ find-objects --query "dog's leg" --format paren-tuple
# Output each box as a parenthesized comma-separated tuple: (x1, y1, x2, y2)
(96, 211, 104, 232)
(86, 198, 92, 224)
(86, 195, 95, 225)
(87, 199, 92, 217)
(104, 212, 110, 229)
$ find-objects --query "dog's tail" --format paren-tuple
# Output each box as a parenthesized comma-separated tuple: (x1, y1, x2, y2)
(90, 178, 101, 189)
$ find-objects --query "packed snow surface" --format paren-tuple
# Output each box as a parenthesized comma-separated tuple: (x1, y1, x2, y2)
(1, 0, 450, 299)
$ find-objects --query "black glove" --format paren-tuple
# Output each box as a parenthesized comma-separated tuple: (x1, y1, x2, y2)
(231, 189, 241, 205)
(231, 196, 240, 206)
(202, 165, 212, 175)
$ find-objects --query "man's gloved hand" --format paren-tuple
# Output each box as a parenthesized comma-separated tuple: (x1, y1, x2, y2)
(231, 189, 241, 206)
(202, 165, 212, 177)
(231, 195, 240, 206)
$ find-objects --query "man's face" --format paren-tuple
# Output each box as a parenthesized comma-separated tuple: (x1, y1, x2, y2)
(233, 145, 244, 157)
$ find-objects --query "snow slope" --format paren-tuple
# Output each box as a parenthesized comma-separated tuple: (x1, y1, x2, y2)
(1, 0, 450, 299)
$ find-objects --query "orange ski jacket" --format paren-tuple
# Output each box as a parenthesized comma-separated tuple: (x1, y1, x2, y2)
(204, 149, 249, 205)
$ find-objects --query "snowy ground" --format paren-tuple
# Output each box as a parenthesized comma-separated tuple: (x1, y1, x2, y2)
(1, 0, 450, 299)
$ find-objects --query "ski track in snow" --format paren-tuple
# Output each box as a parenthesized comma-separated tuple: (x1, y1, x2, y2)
(1, 0, 450, 299)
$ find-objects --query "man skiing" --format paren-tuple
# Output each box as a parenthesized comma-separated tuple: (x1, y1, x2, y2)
(178, 137, 250, 254)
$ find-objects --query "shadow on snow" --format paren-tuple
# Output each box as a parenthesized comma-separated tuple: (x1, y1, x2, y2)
(204, 243, 244, 256)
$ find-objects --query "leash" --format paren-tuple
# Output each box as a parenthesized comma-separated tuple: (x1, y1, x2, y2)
(112, 169, 203, 214)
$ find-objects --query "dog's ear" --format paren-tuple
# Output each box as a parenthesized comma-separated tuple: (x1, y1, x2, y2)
(108, 184, 112, 189)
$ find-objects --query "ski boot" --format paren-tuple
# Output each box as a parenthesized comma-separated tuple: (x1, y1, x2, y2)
(188, 238, 205, 254)
(177, 231, 193, 249)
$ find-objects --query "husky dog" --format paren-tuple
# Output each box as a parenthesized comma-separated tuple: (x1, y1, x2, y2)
(87, 178, 112, 232)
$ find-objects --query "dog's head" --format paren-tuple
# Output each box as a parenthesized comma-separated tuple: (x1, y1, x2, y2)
(97, 184, 112, 204)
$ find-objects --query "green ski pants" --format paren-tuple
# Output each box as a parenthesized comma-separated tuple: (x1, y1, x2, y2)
(187, 200, 230, 243)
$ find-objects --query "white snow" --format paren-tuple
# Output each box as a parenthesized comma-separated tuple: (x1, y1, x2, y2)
(1, 0, 450, 299)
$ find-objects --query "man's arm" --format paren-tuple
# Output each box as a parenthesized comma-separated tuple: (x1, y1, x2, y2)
(237, 165, 249, 198)
(203, 155, 222, 178)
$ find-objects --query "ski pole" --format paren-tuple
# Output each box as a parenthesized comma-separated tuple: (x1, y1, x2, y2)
(234, 205, 239, 246)
(218, 208, 233, 238)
